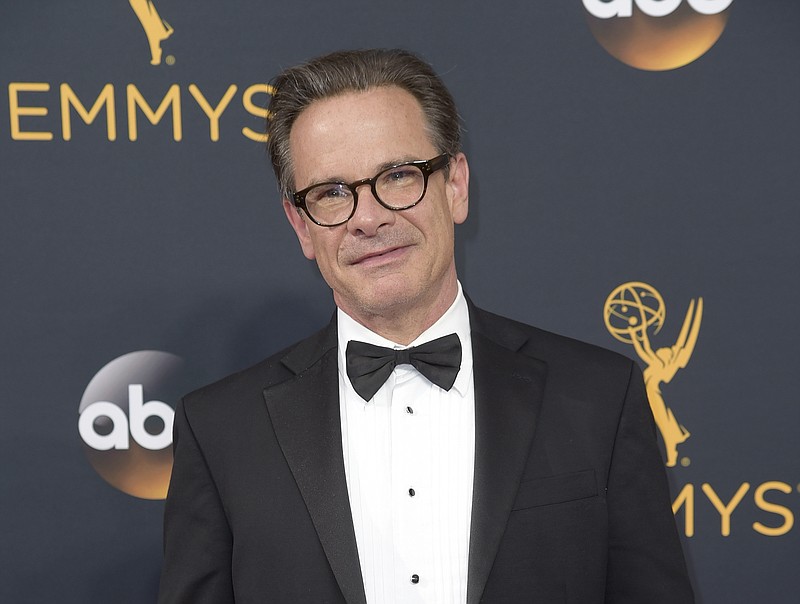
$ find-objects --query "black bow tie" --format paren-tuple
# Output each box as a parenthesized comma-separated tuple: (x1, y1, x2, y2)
(346, 333, 462, 402)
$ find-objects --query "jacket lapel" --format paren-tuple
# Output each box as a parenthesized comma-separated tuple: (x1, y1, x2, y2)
(466, 306, 548, 604)
(262, 320, 367, 604)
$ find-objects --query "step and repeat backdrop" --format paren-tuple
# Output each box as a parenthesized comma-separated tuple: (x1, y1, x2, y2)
(2, 1, 798, 602)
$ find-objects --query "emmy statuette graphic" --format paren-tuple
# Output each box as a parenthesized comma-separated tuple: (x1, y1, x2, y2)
(604, 282, 703, 467)
(129, 0, 173, 65)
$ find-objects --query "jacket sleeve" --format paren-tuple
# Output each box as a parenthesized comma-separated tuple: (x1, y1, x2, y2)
(158, 398, 235, 604)
(604, 362, 695, 603)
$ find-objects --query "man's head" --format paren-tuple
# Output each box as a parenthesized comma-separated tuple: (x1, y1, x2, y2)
(267, 48, 462, 200)
(267, 49, 469, 342)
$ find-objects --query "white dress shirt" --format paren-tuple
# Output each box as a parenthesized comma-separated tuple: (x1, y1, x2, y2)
(337, 283, 475, 604)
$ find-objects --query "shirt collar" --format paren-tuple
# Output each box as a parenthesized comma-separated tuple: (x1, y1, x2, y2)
(337, 281, 473, 397)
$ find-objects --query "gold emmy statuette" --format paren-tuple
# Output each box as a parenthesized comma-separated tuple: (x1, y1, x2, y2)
(129, 0, 173, 65)
(604, 282, 703, 467)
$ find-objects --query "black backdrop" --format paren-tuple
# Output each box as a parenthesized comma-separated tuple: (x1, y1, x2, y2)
(2, 1, 798, 602)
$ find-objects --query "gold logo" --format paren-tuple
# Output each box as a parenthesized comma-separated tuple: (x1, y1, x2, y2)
(604, 282, 703, 466)
(582, 0, 732, 71)
(129, 0, 174, 65)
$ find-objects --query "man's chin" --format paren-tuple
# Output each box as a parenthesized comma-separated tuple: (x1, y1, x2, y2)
(338, 278, 417, 317)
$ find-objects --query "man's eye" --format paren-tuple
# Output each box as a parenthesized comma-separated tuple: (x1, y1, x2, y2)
(309, 184, 350, 203)
(382, 168, 421, 186)
(323, 187, 346, 198)
(388, 169, 412, 181)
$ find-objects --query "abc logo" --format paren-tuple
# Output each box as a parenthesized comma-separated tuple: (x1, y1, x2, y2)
(582, 0, 733, 71)
(78, 350, 186, 500)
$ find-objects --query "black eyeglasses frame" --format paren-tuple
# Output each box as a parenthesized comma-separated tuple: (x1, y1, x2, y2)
(291, 153, 451, 227)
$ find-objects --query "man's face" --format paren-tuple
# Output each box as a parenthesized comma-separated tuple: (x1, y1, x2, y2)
(283, 86, 469, 329)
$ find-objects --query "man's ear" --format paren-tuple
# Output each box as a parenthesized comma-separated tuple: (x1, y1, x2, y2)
(447, 152, 469, 225)
(282, 198, 317, 260)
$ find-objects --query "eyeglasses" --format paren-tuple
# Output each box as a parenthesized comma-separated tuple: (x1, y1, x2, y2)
(291, 154, 450, 227)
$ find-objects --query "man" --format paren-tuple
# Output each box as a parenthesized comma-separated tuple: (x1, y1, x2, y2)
(159, 49, 694, 603)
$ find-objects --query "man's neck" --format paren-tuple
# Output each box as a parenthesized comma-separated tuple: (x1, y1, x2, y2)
(337, 277, 460, 346)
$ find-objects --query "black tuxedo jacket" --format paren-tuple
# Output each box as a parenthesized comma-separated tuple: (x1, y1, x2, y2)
(159, 304, 693, 603)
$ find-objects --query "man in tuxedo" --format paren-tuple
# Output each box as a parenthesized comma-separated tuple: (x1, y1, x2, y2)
(159, 49, 694, 603)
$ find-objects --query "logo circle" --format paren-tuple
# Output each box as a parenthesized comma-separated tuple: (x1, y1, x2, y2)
(583, 0, 733, 71)
(78, 350, 186, 500)
(604, 281, 665, 344)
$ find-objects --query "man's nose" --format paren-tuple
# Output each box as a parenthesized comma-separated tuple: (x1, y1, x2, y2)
(346, 183, 395, 236)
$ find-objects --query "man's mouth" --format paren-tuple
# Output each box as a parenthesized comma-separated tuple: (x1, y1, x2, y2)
(350, 245, 409, 266)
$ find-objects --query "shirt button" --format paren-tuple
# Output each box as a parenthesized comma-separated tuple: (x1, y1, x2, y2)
(408, 487, 416, 497)
(406, 406, 414, 414)
(410, 574, 420, 584)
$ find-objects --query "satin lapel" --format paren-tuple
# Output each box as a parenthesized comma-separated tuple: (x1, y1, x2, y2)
(263, 330, 367, 604)
(466, 316, 547, 604)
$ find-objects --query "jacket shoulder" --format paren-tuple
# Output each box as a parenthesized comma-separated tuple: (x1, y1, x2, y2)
(182, 320, 335, 414)
(470, 304, 638, 393)
(472, 305, 633, 367)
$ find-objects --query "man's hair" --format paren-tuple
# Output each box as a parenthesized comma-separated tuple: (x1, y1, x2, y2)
(266, 48, 462, 199)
